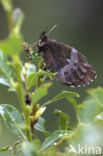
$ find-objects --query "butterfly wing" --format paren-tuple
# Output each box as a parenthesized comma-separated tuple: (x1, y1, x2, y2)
(43, 40, 97, 87)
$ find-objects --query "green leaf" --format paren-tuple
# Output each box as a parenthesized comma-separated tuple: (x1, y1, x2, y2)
(0, 50, 16, 87)
(66, 123, 103, 150)
(0, 104, 24, 135)
(31, 83, 52, 105)
(26, 71, 53, 89)
(95, 112, 103, 121)
(22, 141, 37, 156)
(0, 34, 23, 56)
(0, 61, 15, 80)
(54, 109, 70, 130)
(0, 0, 13, 12)
(34, 117, 49, 136)
(13, 8, 24, 34)
(0, 50, 7, 61)
(26, 64, 36, 76)
(43, 91, 79, 106)
(0, 76, 10, 86)
(0, 145, 11, 152)
(0, 141, 19, 152)
(29, 48, 42, 61)
(0, 54, 16, 87)
(88, 87, 103, 106)
(80, 96, 103, 123)
(22, 140, 41, 156)
(25, 66, 55, 89)
(26, 73, 36, 89)
(80, 87, 103, 123)
(40, 130, 71, 152)
(22, 63, 36, 89)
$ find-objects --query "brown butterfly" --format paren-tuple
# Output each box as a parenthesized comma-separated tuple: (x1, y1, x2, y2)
(36, 28, 97, 87)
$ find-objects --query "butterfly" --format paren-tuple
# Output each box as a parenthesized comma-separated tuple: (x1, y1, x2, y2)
(36, 30, 97, 88)
(23, 24, 96, 88)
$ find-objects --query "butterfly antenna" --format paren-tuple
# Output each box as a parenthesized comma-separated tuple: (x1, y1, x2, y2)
(47, 24, 58, 35)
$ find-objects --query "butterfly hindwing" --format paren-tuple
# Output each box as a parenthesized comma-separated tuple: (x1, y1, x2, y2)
(54, 46, 96, 87)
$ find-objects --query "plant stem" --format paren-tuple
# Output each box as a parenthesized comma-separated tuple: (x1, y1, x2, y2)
(14, 57, 32, 141)
(36, 60, 44, 88)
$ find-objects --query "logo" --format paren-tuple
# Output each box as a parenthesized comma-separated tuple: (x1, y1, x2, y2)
(69, 144, 102, 155)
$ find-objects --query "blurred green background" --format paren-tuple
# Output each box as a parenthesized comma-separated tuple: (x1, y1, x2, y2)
(0, 0, 102, 155)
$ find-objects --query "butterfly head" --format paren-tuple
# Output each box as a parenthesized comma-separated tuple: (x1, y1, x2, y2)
(37, 32, 48, 52)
